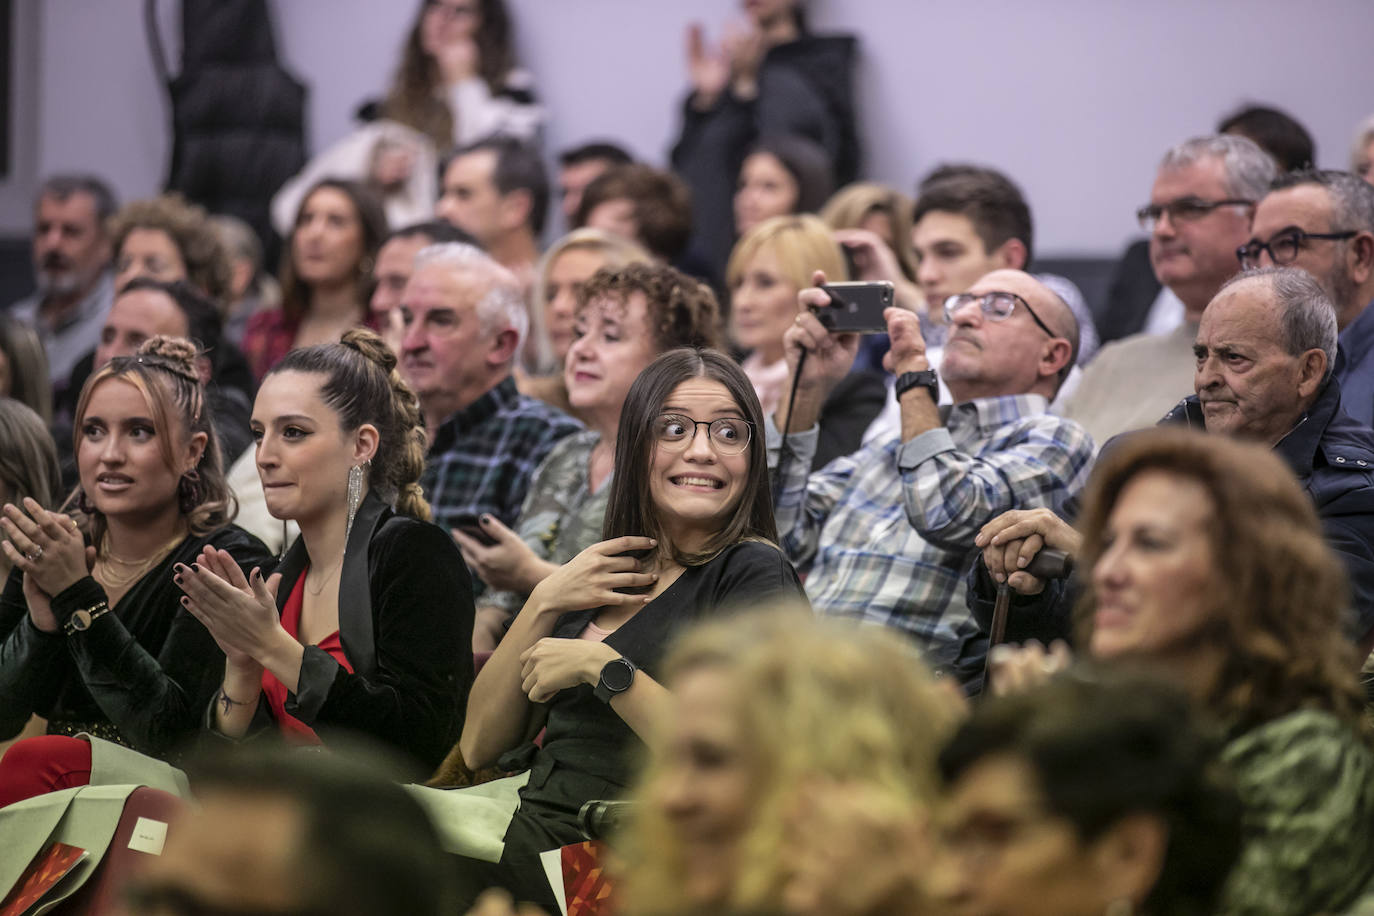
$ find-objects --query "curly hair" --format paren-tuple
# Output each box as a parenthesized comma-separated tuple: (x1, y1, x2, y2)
(577, 261, 724, 355)
(109, 194, 234, 304)
(73, 336, 235, 546)
(1073, 427, 1365, 734)
(269, 329, 430, 521)
(382, 0, 516, 148)
(620, 608, 956, 915)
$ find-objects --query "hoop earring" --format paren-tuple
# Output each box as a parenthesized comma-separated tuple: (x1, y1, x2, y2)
(345, 461, 369, 540)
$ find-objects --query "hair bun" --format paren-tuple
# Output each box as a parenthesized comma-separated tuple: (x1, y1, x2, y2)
(341, 327, 397, 375)
(136, 335, 200, 380)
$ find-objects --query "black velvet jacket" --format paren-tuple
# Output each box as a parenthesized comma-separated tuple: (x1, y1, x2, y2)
(233, 491, 475, 771)
(0, 525, 270, 757)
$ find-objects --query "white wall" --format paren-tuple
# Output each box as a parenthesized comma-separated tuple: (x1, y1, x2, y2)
(16, 0, 1374, 254)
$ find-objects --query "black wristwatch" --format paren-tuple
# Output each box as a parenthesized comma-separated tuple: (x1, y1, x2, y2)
(594, 657, 637, 704)
(895, 369, 939, 402)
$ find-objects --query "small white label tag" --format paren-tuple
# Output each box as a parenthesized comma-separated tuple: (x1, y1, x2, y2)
(128, 817, 168, 855)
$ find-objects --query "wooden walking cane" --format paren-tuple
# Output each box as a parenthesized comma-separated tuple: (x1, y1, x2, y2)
(984, 548, 1075, 683)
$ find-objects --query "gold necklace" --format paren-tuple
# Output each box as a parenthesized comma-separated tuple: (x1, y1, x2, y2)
(96, 530, 187, 591)
(304, 553, 345, 596)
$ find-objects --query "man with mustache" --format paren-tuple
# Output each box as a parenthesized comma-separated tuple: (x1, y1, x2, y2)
(771, 268, 1094, 688)
(1061, 135, 1275, 444)
(7, 174, 117, 400)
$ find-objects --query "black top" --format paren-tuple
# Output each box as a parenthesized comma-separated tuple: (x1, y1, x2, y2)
(0, 524, 270, 758)
(233, 491, 475, 773)
(499, 539, 806, 858)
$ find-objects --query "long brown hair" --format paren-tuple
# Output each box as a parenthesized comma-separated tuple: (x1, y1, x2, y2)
(1073, 428, 1365, 734)
(72, 336, 235, 546)
(278, 180, 388, 324)
(381, 0, 516, 148)
(602, 348, 775, 567)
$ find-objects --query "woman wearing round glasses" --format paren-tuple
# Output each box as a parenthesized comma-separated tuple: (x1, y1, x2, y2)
(427, 348, 805, 905)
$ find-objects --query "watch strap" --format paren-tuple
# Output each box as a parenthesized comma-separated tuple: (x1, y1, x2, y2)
(895, 369, 939, 401)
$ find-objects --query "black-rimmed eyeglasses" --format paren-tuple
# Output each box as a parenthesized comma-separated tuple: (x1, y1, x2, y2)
(654, 414, 753, 455)
(943, 292, 1056, 339)
(1236, 229, 1359, 269)
(1135, 197, 1254, 232)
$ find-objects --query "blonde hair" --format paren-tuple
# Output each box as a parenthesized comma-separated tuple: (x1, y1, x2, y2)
(725, 214, 849, 295)
(619, 609, 956, 915)
(820, 181, 919, 282)
(527, 229, 652, 373)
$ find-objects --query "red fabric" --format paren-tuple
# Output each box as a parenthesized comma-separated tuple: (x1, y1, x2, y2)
(242, 307, 380, 382)
(0, 736, 93, 808)
(262, 571, 353, 744)
(562, 841, 616, 916)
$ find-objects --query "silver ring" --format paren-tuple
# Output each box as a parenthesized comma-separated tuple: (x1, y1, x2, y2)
(26, 547, 43, 562)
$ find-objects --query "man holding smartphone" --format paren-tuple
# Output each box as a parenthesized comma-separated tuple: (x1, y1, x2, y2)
(768, 267, 1094, 690)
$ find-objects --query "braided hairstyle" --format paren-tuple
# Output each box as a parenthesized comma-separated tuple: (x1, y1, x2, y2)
(269, 329, 430, 521)
(72, 335, 234, 546)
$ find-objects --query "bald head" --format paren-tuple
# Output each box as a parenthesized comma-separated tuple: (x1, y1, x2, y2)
(943, 269, 1078, 402)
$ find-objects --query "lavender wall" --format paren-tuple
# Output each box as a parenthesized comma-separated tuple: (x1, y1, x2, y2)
(11, 0, 1374, 254)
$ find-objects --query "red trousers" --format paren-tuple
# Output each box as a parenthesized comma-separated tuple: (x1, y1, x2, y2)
(0, 735, 93, 808)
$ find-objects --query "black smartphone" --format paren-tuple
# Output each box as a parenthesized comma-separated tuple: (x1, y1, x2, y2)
(452, 515, 497, 547)
(813, 281, 894, 333)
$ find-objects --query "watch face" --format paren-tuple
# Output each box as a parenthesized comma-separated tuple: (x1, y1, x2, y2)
(602, 659, 635, 692)
(70, 609, 92, 631)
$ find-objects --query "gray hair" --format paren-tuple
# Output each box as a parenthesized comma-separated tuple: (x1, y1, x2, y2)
(1220, 267, 1338, 381)
(1269, 168, 1374, 236)
(1352, 114, 1374, 172)
(1159, 135, 1278, 201)
(412, 242, 528, 356)
(37, 173, 118, 225)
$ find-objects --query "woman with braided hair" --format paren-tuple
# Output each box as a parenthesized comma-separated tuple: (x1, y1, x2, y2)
(178, 328, 473, 774)
(0, 336, 269, 804)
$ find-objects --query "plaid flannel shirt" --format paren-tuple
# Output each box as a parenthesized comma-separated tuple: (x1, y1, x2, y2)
(422, 376, 582, 536)
(769, 394, 1095, 685)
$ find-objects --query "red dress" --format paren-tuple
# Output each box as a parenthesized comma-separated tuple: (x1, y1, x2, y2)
(261, 571, 353, 744)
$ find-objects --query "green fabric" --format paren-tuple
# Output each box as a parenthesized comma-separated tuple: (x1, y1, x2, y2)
(86, 734, 191, 798)
(0, 784, 137, 911)
(1219, 709, 1374, 916)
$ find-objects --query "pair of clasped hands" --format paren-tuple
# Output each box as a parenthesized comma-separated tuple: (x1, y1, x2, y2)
(0, 498, 94, 633)
(977, 507, 1085, 695)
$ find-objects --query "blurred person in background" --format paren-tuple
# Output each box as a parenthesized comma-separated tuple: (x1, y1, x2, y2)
(126, 745, 456, 916)
(727, 214, 885, 469)
(273, 0, 542, 236)
(820, 181, 920, 282)
(931, 673, 1242, 916)
(436, 137, 548, 295)
(0, 314, 51, 424)
(733, 135, 834, 240)
(8, 174, 117, 403)
(987, 428, 1374, 915)
(576, 164, 695, 267)
(0, 399, 62, 583)
(211, 213, 283, 347)
(617, 610, 956, 916)
(110, 194, 233, 304)
(557, 141, 633, 231)
(519, 229, 652, 415)
(1353, 114, 1374, 184)
(1218, 103, 1316, 172)
(672, 0, 859, 280)
(244, 179, 388, 382)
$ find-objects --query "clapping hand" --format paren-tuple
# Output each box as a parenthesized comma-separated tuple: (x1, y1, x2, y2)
(176, 547, 283, 668)
(1, 498, 92, 601)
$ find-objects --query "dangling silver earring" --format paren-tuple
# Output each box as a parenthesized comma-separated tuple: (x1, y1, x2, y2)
(345, 462, 368, 540)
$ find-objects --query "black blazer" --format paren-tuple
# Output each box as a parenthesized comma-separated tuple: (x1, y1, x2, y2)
(251, 491, 475, 771)
(0, 525, 270, 757)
